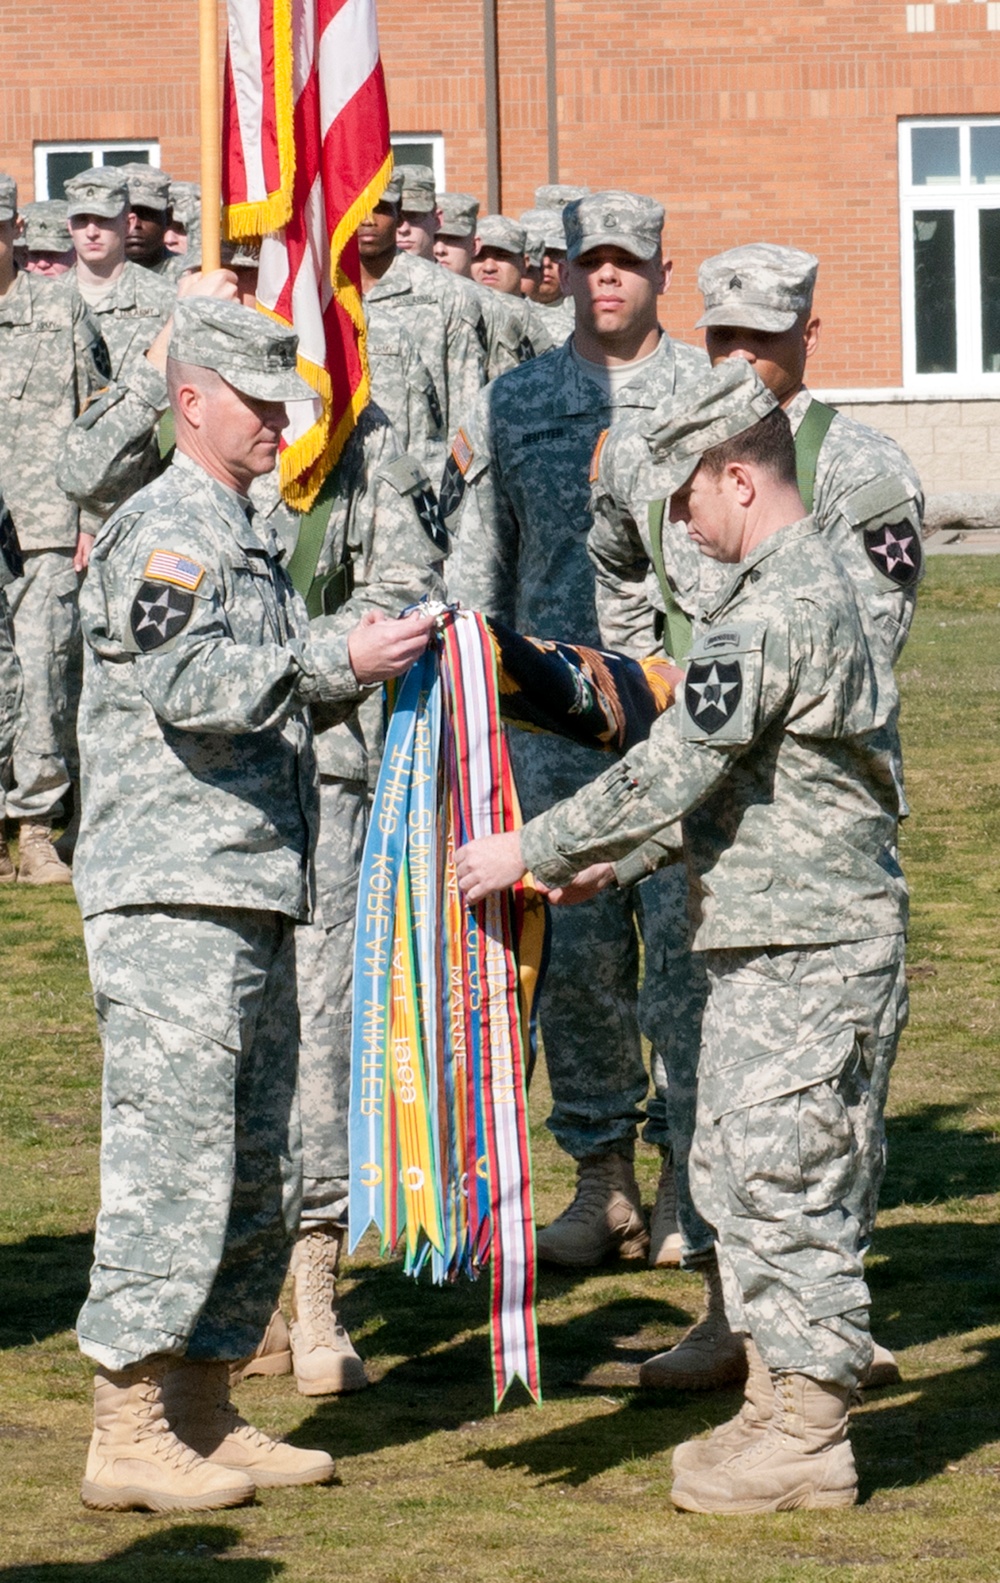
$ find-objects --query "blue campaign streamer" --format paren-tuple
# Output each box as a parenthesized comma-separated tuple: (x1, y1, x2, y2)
(348, 650, 435, 1253)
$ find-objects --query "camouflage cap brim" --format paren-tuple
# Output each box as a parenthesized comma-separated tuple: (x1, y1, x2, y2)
(217, 361, 317, 404)
(695, 301, 799, 333)
(66, 195, 127, 221)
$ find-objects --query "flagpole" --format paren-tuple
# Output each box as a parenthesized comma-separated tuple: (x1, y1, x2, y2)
(199, 0, 222, 271)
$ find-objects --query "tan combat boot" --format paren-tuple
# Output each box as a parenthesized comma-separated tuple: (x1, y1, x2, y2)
(672, 1338, 773, 1475)
(671, 1370, 858, 1513)
(289, 1224, 368, 1395)
(863, 1339, 901, 1389)
(17, 820, 72, 885)
(229, 1308, 293, 1386)
(0, 832, 14, 882)
(164, 1359, 335, 1487)
(639, 1258, 748, 1390)
(536, 1152, 649, 1267)
(80, 1359, 256, 1512)
(648, 1151, 683, 1268)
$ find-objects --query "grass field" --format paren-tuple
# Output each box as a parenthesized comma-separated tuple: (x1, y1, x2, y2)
(2, 555, 1000, 1582)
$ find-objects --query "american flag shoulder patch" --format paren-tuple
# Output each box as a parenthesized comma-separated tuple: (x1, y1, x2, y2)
(143, 550, 206, 592)
(451, 428, 474, 476)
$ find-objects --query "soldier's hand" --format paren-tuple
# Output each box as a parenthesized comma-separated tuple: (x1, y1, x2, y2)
(347, 609, 436, 685)
(176, 269, 240, 302)
(536, 863, 615, 906)
(455, 832, 526, 902)
(73, 531, 96, 573)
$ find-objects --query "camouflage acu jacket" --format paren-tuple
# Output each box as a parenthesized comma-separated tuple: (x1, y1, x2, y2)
(520, 517, 907, 951)
(0, 270, 110, 549)
(75, 453, 367, 921)
(445, 331, 709, 644)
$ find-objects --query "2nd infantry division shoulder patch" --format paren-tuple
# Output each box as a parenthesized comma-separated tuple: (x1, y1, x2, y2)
(684, 658, 743, 735)
(129, 581, 197, 652)
(863, 517, 922, 587)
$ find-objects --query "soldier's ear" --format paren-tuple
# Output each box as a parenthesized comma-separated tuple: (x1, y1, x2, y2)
(803, 316, 821, 360)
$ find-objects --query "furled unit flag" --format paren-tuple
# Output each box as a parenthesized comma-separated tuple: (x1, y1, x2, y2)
(222, 0, 392, 508)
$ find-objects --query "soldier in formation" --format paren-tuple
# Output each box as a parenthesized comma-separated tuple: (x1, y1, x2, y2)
(456, 360, 908, 1512)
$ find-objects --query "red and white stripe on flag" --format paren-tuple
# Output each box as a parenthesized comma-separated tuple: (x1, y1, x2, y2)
(222, 0, 392, 509)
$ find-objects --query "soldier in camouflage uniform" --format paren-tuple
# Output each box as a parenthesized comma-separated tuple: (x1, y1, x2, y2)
(359, 172, 485, 478)
(447, 191, 708, 1271)
(434, 195, 541, 380)
(456, 360, 907, 1512)
(64, 169, 177, 541)
(74, 297, 436, 1513)
(587, 242, 921, 1390)
(118, 164, 187, 281)
(0, 172, 111, 883)
(165, 180, 201, 268)
(20, 201, 74, 277)
(0, 490, 24, 857)
(519, 207, 574, 348)
(530, 184, 588, 339)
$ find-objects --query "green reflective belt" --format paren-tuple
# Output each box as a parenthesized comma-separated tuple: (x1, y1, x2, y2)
(284, 488, 346, 618)
(157, 408, 175, 461)
(647, 498, 692, 662)
(793, 398, 836, 515)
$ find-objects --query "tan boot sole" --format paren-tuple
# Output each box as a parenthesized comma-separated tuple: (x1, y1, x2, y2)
(640, 1350, 748, 1392)
(230, 1347, 293, 1385)
(671, 1478, 857, 1513)
(210, 1457, 336, 1488)
(81, 1477, 255, 1512)
(536, 1227, 650, 1269)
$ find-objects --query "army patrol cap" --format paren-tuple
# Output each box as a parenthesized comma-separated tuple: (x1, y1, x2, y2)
(645, 359, 780, 479)
(697, 243, 819, 333)
(519, 207, 566, 255)
(169, 180, 201, 226)
(397, 164, 437, 215)
(169, 298, 315, 403)
(564, 190, 665, 264)
(476, 214, 526, 257)
(381, 170, 403, 210)
(20, 200, 70, 253)
(221, 237, 261, 269)
(535, 183, 590, 211)
(119, 163, 172, 214)
(0, 173, 16, 222)
(64, 167, 128, 220)
(437, 192, 479, 238)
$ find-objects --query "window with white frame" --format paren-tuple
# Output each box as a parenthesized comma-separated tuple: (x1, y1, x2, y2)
(33, 141, 160, 202)
(389, 134, 445, 194)
(899, 118, 1000, 390)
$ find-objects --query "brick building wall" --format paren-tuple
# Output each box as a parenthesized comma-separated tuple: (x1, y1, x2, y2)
(2, 0, 998, 402)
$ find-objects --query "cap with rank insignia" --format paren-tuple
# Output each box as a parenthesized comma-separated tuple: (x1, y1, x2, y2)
(696, 243, 819, 332)
(397, 164, 437, 215)
(20, 200, 71, 254)
(169, 298, 316, 403)
(118, 162, 172, 214)
(563, 191, 665, 264)
(437, 192, 480, 239)
(476, 215, 527, 257)
(0, 172, 16, 223)
(535, 183, 590, 212)
(64, 167, 128, 220)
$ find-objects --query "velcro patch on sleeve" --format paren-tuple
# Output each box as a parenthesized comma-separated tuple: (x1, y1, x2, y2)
(129, 581, 196, 652)
(590, 427, 610, 484)
(451, 428, 474, 476)
(143, 550, 206, 592)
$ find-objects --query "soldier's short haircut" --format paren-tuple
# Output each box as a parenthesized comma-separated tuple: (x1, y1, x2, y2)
(699, 405, 796, 488)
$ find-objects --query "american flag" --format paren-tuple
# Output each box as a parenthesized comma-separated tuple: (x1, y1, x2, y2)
(222, 0, 392, 508)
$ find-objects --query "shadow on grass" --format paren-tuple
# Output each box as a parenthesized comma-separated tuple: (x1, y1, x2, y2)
(0, 1233, 93, 1349)
(292, 1290, 692, 1469)
(0, 1525, 279, 1582)
(882, 1102, 1000, 1208)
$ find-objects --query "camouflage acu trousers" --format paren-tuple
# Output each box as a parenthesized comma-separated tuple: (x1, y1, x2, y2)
(0, 588, 23, 792)
(511, 730, 685, 1163)
(638, 862, 714, 1264)
(3, 549, 79, 822)
(689, 935, 907, 1389)
(297, 776, 369, 1228)
(77, 905, 302, 1369)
